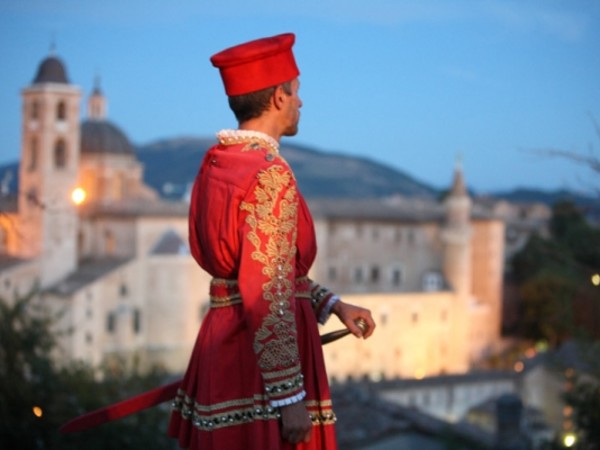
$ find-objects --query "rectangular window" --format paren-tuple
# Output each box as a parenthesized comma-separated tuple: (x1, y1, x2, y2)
(370, 266, 380, 283)
(133, 309, 141, 334)
(354, 267, 364, 284)
(107, 312, 115, 333)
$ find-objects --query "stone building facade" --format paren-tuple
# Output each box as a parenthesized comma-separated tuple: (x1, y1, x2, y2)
(1, 51, 506, 381)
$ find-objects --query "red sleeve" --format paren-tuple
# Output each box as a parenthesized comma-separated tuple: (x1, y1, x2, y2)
(237, 163, 304, 404)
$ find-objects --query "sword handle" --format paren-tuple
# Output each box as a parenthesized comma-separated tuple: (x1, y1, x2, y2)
(320, 318, 368, 345)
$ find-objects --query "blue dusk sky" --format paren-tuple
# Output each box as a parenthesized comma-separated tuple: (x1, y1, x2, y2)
(0, 0, 599, 193)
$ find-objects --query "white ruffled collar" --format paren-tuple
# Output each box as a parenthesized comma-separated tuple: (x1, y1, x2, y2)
(216, 129, 279, 155)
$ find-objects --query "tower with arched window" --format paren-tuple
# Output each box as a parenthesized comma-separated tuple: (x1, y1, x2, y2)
(18, 51, 81, 287)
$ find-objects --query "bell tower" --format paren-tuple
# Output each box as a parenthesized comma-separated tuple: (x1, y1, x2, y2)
(19, 50, 81, 287)
(442, 158, 472, 372)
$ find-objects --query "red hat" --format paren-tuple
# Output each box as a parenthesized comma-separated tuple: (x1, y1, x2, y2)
(210, 33, 300, 96)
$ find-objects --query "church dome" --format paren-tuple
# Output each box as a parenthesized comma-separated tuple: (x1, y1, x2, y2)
(32, 55, 70, 84)
(81, 120, 135, 155)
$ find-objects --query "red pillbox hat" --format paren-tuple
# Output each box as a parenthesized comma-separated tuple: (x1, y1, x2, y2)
(210, 33, 300, 96)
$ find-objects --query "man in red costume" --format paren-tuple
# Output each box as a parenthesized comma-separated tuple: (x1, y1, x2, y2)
(168, 33, 375, 450)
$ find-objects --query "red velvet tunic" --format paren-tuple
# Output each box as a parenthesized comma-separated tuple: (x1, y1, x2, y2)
(168, 131, 338, 450)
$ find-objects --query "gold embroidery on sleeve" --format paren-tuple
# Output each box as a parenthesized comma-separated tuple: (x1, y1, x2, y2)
(240, 165, 300, 371)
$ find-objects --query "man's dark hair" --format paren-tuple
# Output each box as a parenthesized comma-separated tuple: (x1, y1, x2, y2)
(228, 82, 292, 123)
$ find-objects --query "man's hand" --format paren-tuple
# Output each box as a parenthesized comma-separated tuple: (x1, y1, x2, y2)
(280, 401, 312, 444)
(331, 301, 376, 339)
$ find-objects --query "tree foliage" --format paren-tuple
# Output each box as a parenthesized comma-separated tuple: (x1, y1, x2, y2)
(511, 200, 600, 448)
(511, 200, 600, 344)
(0, 291, 174, 449)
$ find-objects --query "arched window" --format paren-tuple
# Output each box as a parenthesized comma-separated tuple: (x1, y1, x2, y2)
(31, 100, 40, 120)
(56, 100, 67, 121)
(54, 140, 67, 169)
(28, 138, 38, 171)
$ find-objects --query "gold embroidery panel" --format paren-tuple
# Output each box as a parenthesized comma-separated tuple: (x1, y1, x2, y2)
(240, 165, 300, 372)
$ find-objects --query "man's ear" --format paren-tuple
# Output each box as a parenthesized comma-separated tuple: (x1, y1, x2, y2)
(272, 85, 286, 111)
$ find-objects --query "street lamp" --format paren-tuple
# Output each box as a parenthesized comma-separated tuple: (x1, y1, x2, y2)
(71, 187, 86, 205)
(563, 432, 577, 447)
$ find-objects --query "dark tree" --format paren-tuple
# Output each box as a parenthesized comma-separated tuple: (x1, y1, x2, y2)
(0, 291, 174, 449)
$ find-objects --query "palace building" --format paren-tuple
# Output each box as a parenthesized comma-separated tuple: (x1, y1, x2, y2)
(0, 51, 506, 381)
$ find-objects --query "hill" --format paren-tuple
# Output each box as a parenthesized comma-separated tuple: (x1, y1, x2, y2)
(0, 137, 597, 212)
(135, 137, 439, 200)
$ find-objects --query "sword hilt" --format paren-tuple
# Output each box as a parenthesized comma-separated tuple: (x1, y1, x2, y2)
(320, 318, 368, 345)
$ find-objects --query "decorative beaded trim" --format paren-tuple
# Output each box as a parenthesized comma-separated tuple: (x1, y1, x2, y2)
(208, 279, 312, 309)
(217, 129, 280, 155)
(209, 294, 242, 308)
(264, 373, 304, 396)
(312, 287, 330, 305)
(309, 282, 339, 324)
(172, 393, 336, 431)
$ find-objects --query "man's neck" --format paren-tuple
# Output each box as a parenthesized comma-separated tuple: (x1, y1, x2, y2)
(239, 118, 281, 143)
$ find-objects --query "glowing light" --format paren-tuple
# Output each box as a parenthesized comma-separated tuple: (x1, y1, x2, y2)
(525, 348, 536, 358)
(370, 371, 383, 382)
(414, 369, 425, 380)
(535, 341, 548, 352)
(32, 406, 43, 418)
(71, 187, 87, 205)
(592, 273, 600, 286)
(514, 361, 524, 372)
(563, 432, 577, 447)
